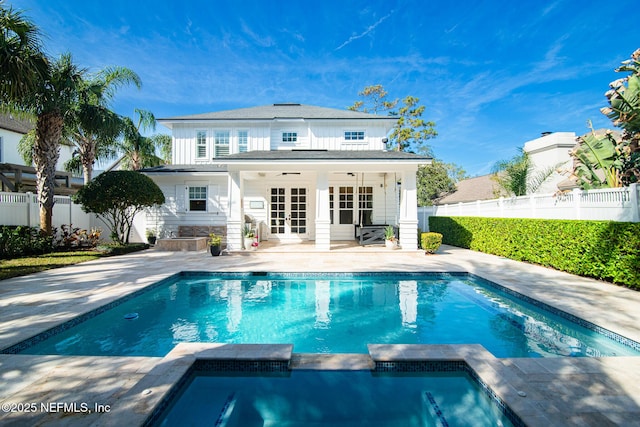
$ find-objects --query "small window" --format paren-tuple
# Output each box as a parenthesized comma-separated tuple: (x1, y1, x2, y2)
(196, 131, 207, 159)
(282, 132, 297, 142)
(237, 130, 248, 153)
(215, 131, 230, 157)
(188, 186, 207, 211)
(344, 131, 365, 141)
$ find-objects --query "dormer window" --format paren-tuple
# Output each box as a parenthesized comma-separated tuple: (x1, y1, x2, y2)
(282, 132, 297, 143)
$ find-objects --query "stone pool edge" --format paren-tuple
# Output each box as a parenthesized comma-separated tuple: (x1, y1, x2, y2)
(118, 343, 535, 427)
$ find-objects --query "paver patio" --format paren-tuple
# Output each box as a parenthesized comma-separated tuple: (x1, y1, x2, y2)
(1, 244, 640, 426)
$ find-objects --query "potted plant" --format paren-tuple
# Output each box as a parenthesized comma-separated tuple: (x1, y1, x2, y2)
(242, 225, 255, 250)
(145, 229, 157, 245)
(208, 233, 223, 256)
(384, 225, 398, 249)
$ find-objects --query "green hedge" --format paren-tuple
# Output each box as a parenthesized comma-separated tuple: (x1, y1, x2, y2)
(429, 216, 640, 289)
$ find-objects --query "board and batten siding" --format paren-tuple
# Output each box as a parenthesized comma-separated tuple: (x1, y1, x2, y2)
(171, 124, 271, 164)
(170, 120, 391, 163)
(145, 176, 229, 237)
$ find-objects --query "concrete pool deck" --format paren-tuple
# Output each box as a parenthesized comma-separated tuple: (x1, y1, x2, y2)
(1, 244, 639, 426)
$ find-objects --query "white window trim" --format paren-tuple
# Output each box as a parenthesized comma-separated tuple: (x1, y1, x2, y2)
(187, 184, 208, 212)
(195, 130, 207, 160)
(214, 130, 230, 157)
(342, 129, 367, 144)
(237, 129, 249, 153)
(282, 131, 298, 143)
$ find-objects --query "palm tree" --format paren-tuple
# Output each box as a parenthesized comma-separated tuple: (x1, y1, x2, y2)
(492, 149, 558, 196)
(30, 54, 87, 234)
(119, 109, 166, 170)
(1, 6, 85, 234)
(0, 4, 47, 103)
(70, 67, 142, 183)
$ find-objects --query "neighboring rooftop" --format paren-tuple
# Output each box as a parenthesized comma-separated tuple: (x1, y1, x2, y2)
(158, 103, 397, 127)
(436, 174, 500, 205)
(0, 114, 33, 134)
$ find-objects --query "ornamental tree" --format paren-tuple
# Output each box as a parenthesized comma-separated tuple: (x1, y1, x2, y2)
(73, 171, 164, 244)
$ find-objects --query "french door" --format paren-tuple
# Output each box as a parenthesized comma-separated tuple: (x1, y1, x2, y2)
(269, 187, 308, 239)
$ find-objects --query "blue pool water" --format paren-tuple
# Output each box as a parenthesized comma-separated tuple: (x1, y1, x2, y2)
(16, 272, 640, 358)
(154, 370, 517, 427)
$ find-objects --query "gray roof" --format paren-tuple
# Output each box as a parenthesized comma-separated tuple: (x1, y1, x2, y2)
(0, 114, 33, 134)
(435, 174, 500, 204)
(141, 164, 228, 173)
(158, 103, 397, 123)
(220, 149, 430, 162)
(141, 150, 430, 174)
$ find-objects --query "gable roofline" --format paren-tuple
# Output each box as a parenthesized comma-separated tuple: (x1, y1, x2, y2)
(158, 103, 397, 129)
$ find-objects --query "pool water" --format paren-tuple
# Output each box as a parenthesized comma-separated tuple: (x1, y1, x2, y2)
(18, 273, 640, 358)
(154, 370, 517, 427)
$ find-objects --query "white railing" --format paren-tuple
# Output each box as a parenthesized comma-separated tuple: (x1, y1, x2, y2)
(418, 183, 640, 231)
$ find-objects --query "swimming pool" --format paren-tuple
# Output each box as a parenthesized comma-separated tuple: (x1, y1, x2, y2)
(151, 366, 520, 427)
(9, 272, 640, 358)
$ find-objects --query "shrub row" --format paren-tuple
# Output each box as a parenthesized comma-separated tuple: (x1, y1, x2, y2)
(429, 216, 640, 289)
(0, 225, 105, 260)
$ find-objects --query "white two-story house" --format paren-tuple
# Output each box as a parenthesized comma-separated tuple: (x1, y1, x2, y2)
(144, 103, 430, 251)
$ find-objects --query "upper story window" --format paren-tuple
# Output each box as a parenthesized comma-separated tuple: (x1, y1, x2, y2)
(215, 131, 230, 157)
(188, 186, 207, 211)
(237, 130, 248, 153)
(282, 132, 297, 143)
(196, 131, 207, 159)
(344, 131, 365, 141)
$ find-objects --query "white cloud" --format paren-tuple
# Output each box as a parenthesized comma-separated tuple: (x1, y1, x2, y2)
(335, 10, 395, 51)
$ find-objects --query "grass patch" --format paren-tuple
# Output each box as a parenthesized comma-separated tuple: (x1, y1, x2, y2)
(0, 251, 104, 281)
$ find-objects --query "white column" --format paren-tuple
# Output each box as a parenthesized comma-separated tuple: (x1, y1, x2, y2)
(315, 171, 331, 251)
(226, 171, 242, 250)
(399, 169, 419, 250)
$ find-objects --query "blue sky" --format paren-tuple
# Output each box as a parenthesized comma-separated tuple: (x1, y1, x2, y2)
(11, 0, 640, 176)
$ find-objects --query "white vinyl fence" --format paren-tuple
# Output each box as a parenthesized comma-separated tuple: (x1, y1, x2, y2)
(419, 183, 640, 231)
(0, 191, 145, 242)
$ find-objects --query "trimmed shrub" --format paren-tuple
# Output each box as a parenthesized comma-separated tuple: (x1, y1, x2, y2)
(421, 232, 443, 254)
(96, 243, 150, 256)
(429, 216, 640, 289)
(0, 226, 54, 259)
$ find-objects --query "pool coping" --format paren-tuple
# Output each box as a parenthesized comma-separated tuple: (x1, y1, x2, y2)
(128, 343, 530, 427)
(2, 246, 640, 425)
